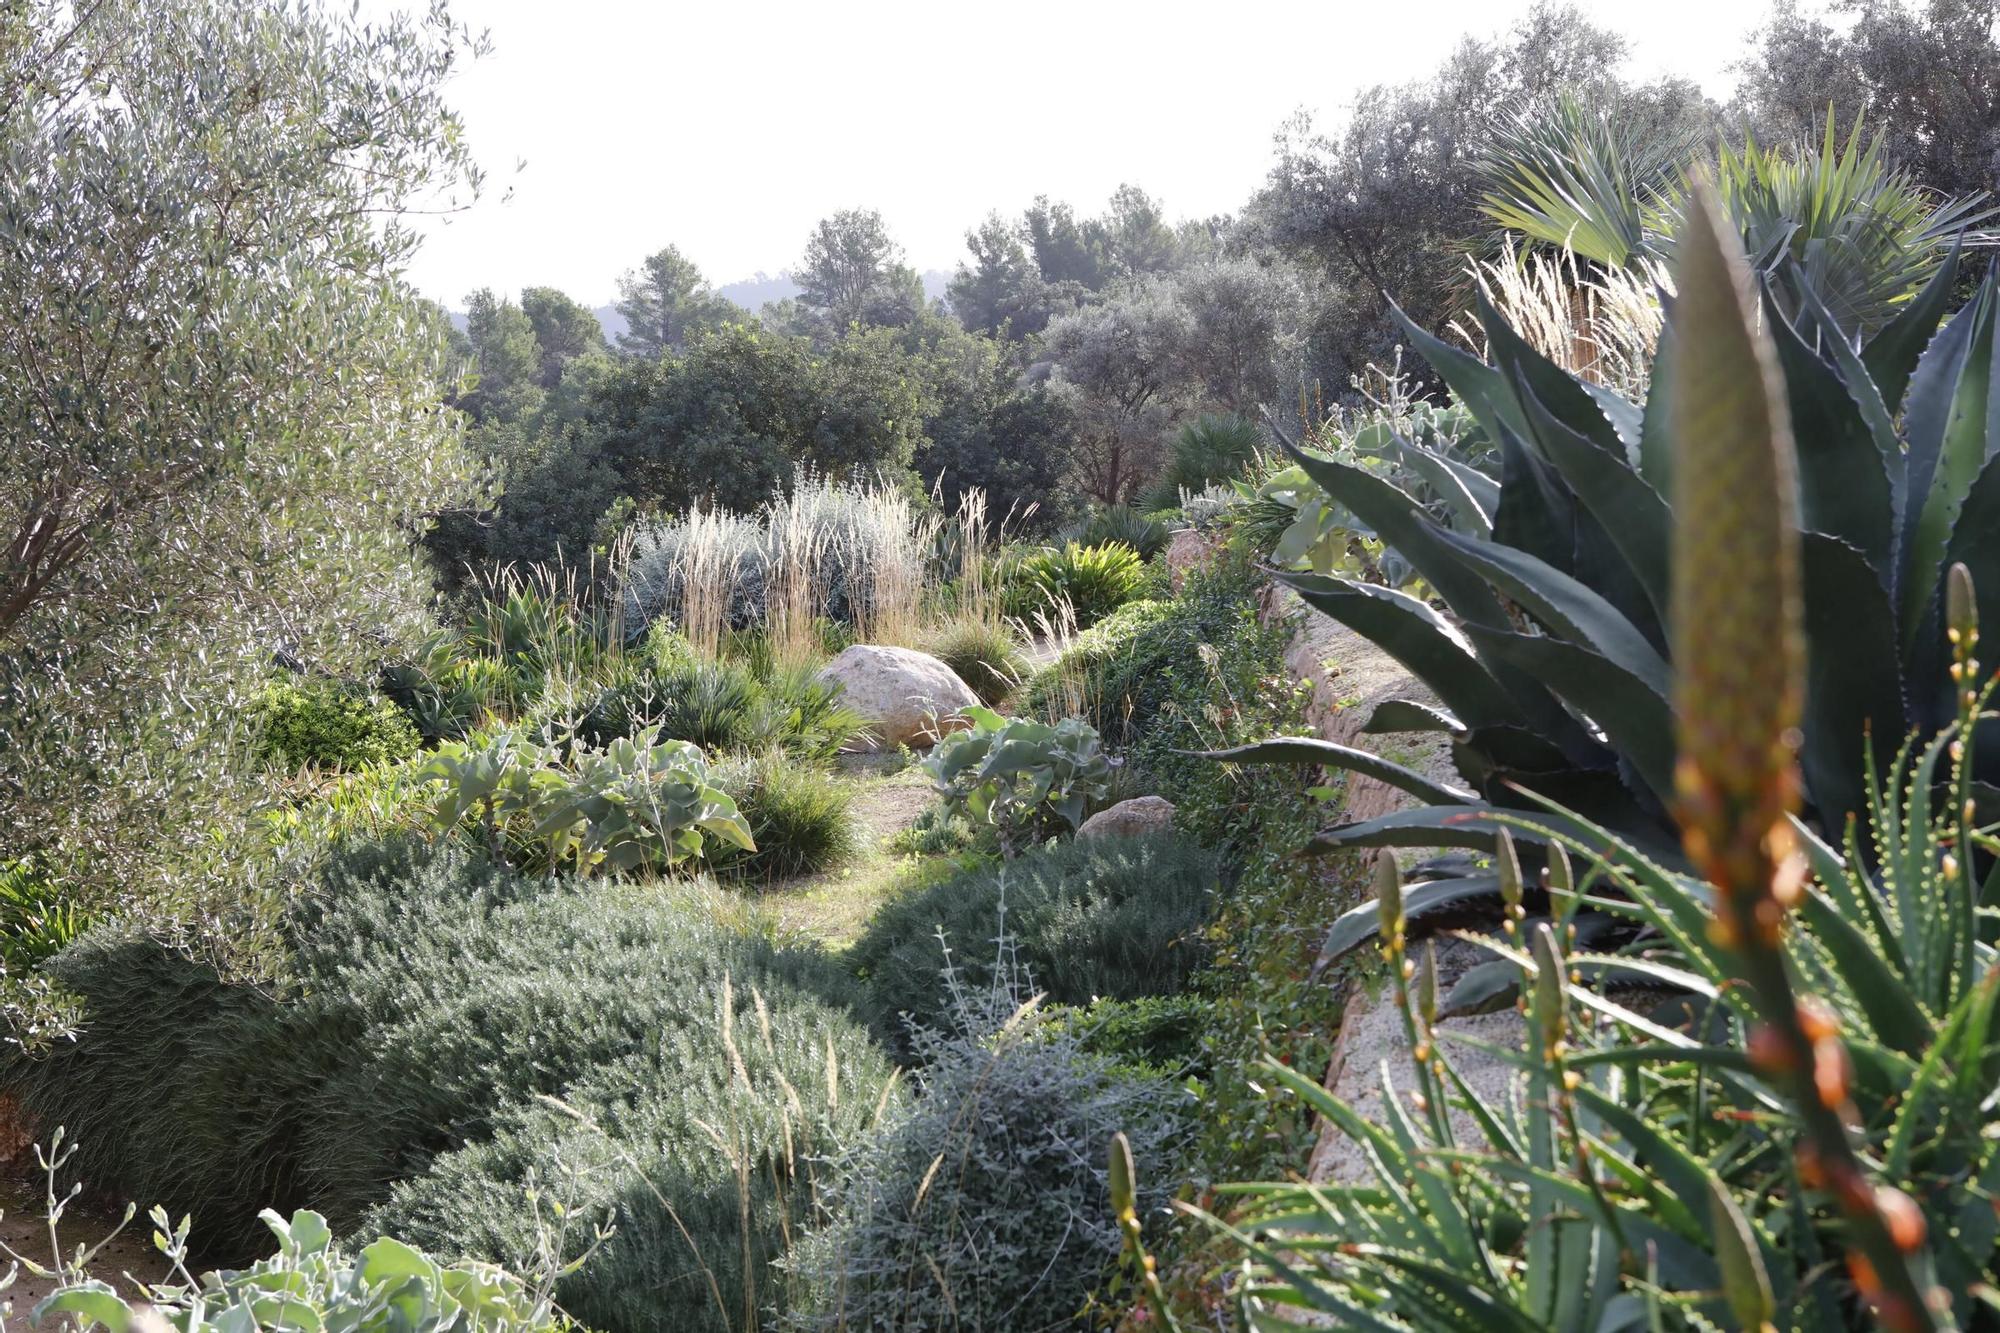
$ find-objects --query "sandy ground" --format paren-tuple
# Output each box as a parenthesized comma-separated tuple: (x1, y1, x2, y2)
(0, 1158, 170, 1316)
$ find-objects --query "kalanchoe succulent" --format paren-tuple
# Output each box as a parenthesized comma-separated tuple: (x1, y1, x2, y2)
(920, 706, 1114, 857)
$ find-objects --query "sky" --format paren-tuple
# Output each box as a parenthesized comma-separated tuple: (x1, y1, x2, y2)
(396, 0, 1770, 310)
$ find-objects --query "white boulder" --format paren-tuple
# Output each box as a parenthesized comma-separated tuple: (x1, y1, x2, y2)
(817, 645, 979, 751)
(1076, 794, 1177, 840)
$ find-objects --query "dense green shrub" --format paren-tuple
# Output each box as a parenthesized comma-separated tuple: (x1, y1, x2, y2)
(850, 832, 1216, 1039)
(252, 676, 421, 772)
(5, 839, 893, 1333)
(924, 617, 1027, 705)
(1049, 993, 1211, 1079)
(1001, 541, 1147, 627)
(787, 977, 1196, 1332)
(711, 750, 857, 882)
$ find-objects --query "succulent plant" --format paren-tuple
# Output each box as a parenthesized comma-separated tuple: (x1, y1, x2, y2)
(1234, 213, 2000, 951)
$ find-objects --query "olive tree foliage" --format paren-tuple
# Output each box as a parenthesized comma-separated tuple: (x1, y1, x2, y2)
(612, 245, 737, 358)
(1247, 1, 1716, 387)
(1038, 282, 1191, 505)
(1035, 259, 1303, 503)
(948, 186, 1202, 344)
(1737, 0, 2000, 199)
(0, 0, 484, 962)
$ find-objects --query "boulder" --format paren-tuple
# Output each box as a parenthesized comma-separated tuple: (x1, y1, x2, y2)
(816, 645, 979, 751)
(1165, 527, 1216, 592)
(1076, 794, 1176, 840)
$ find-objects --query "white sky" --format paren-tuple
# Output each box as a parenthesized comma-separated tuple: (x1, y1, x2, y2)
(398, 0, 1768, 308)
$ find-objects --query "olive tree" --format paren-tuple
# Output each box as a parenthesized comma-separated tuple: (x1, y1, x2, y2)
(0, 0, 484, 966)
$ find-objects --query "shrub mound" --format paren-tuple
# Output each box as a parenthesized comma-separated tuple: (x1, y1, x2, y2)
(253, 676, 421, 771)
(786, 980, 1195, 1332)
(849, 832, 1216, 1038)
(7, 839, 892, 1333)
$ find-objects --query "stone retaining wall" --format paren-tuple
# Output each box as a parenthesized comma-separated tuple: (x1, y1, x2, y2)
(1255, 581, 1522, 1185)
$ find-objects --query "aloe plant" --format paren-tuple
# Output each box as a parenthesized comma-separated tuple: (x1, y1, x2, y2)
(1234, 189, 2000, 952)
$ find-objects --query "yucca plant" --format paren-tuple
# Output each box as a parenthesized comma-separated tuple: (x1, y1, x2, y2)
(1230, 200, 2000, 951)
(1185, 184, 1982, 1333)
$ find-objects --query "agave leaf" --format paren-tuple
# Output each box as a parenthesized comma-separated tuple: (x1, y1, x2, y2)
(1865, 236, 1965, 409)
(1275, 572, 1526, 731)
(1899, 273, 1997, 644)
(1431, 527, 1671, 697)
(1518, 382, 1671, 621)
(1438, 958, 1520, 1019)
(1200, 737, 1476, 807)
(1390, 298, 1532, 445)
(1462, 627, 1676, 803)
(1395, 434, 1494, 535)
(1798, 532, 1910, 831)
(1280, 440, 1517, 633)
(1927, 453, 2000, 729)
(1316, 874, 1504, 962)
(1638, 319, 1678, 493)
(1768, 298, 1899, 575)
(1364, 699, 1462, 735)
(1311, 801, 1675, 860)
(1491, 418, 1580, 579)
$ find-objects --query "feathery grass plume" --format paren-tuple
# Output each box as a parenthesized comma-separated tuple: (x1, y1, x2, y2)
(1668, 176, 1940, 1330)
(1459, 240, 1666, 398)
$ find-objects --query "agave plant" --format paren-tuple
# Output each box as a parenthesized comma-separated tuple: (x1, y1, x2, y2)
(1481, 99, 1994, 337)
(1230, 225, 2000, 951)
(1193, 193, 1982, 1331)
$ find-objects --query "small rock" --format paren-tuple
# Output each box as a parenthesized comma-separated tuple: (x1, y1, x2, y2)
(816, 645, 979, 751)
(1077, 795, 1177, 840)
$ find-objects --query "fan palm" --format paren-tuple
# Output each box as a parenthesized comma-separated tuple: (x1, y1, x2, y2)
(1479, 99, 1996, 336)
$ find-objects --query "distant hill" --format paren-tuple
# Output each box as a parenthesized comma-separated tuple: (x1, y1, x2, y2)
(452, 269, 956, 344)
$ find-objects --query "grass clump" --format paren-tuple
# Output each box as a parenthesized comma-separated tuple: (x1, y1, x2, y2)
(849, 832, 1216, 1040)
(923, 617, 1026, 706)
(712, 750, 859, 883)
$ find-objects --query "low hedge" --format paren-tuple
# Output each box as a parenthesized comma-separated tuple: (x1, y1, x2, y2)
(849, 832, 1217, 1042)
(6, 838, 893, 1332)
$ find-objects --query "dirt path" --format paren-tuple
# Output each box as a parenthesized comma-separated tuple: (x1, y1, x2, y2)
(750, 761, 947, 947)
